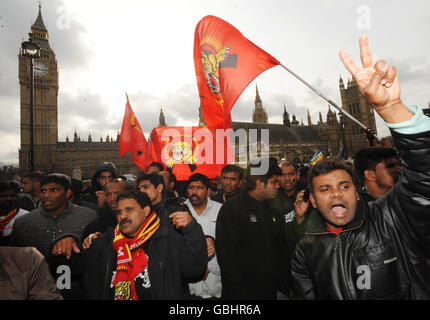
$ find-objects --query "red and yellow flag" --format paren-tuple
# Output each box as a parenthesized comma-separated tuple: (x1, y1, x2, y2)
(119, 94, 150, 172)
(194, 15, 280, 131)
(149, 126, 234, 180)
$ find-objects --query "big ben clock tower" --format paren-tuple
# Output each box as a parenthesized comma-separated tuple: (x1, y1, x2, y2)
(19, 4, 59, 172)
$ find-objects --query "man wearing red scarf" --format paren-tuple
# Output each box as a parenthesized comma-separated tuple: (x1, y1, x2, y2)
(50, 190, 207, 300)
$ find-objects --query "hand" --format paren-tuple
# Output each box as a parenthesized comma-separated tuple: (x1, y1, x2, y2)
(51, 237, 80, 260)
(169, 211, 192, 229)
(82, 232, 102, 250)
(339, 35, 412, 123)
(96, 191, 106, 208)
(294, 190, 309, 225)
(206, 237, 216, 258)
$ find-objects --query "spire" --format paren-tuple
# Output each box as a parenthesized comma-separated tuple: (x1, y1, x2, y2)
(252, 85, 268, 123)
(283, 104, 290, 128)
(88, 133, 92, 143)
(73, 130, 78, 142)
(32, 3, 47, 32)
(291, 114, 299, 126)
(158, 107, 166, 127)
(307, 109, 312, 126)
(319, 111, 323, 124)
(255, 85, 262, 104)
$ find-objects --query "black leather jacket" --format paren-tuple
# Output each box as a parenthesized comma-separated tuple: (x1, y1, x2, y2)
(291, 129, 430, 299)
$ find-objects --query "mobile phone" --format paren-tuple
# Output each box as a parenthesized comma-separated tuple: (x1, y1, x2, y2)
(303, 188, 310, 203)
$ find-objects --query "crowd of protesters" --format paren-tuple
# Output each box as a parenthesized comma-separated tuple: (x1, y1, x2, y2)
(1, 35, 430, 300)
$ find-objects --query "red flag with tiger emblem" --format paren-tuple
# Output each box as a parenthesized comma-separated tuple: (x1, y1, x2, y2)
(149, 126, 235, 181)
(194, 15, 280, 131)
(119, 94, 150, 172)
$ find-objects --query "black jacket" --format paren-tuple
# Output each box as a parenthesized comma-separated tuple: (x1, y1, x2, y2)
(81, 210, 207, 300)
(216, 191, 289, 299)
(82, 162, 118, 204)
(291, 129, 430, 299)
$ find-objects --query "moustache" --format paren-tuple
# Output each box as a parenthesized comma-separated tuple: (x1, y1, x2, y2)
(119, 219, 132, 226)
(190, 195, 200, 200)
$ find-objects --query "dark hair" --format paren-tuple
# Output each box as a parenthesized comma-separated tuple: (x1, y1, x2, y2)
(136, 173, 165, 189)
(0, 181, 20, 194)
(42, 173, 71, 191)
(308, 159, 356, 193)
(187, 173, 210, 189)
(353, 147, 399, 185)
(70, 178, 83, 197)
(221, 164, 244, 180)
(279, 160, 298, 173)
(22, 171, 46, 184)
(244, 164, 282, 191)
(299, 166, 310, 178)
(169, 172, 176, 184)
(147, 162, 164, 172)
(117, 190, 152, 210)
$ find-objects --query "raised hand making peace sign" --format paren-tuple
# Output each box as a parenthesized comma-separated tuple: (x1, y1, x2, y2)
(339, 34, 413, 124)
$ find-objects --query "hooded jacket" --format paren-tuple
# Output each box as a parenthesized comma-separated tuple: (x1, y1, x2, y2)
(291, 129, 430, 299)
(82, 162, 118, 204)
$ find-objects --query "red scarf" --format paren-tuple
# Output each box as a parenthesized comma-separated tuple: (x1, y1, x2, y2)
(112, 211, 160, 300)
(0, 208, 18, 236)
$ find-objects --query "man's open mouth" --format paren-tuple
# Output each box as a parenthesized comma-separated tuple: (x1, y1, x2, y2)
(330, 203, 346, 217)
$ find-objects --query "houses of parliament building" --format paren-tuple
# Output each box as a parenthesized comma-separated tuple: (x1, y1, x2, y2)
(19, 6, 377, 179)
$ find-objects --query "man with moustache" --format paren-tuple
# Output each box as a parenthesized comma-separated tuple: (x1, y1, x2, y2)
(291, 35, 430, 299)
(216, 164, 289, 299)
(51, 191, 207, 300)
(184, 173, 222, 299)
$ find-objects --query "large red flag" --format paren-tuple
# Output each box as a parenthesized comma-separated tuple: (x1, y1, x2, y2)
(149, 126, 234, 181)
(194, 15, 279, 131)
(119, 94, 149, 172)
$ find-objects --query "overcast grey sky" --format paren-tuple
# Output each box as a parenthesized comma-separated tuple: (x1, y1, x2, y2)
(1, 0, 429, 165)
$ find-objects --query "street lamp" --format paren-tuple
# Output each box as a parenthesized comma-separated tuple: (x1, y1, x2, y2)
(338, 112, 348, 160)
(21, 33, 40, 172)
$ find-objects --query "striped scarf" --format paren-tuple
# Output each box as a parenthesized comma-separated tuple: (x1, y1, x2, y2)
(112, 211, 160, 300)
(0, 208, 18, 236)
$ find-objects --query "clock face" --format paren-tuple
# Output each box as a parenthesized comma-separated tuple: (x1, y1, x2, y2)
(31, 61, 48, 77)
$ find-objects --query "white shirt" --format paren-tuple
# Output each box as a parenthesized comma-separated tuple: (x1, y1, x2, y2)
(1, 208, 29, 237)
(184, 197, 222, 298)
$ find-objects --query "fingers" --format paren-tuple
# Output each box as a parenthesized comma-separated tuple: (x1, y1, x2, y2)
(339, 49, 361, 77)
(359, 34, 372, 68)
(364, 60, 388, 99)
(169, 211, 192, 228)
(385, 65, 397, 88)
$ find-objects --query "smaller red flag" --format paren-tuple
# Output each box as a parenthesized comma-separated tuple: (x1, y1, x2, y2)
(119, 94, 149, 172)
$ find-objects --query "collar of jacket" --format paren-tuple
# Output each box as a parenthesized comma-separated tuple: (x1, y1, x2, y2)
(305, 199, 367, 235)
(39, 200, 73, 220)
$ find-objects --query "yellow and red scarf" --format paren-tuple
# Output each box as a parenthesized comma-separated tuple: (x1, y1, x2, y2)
(0, 208, 18, 236)
(112, 211, 160, 300)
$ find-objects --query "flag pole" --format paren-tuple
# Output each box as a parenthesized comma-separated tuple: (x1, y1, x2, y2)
(279, 62, 380, 142)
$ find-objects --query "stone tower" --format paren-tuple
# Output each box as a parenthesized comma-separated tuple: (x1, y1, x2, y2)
(283, 104, 290, 127)
(252, 85, 268, 123)
(339, 76, 377, 156)
(158, 107, 166, 127)
(19, 4, 59, 172)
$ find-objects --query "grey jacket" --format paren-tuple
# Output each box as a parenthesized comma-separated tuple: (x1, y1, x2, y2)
(9, 202, 97, 257)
